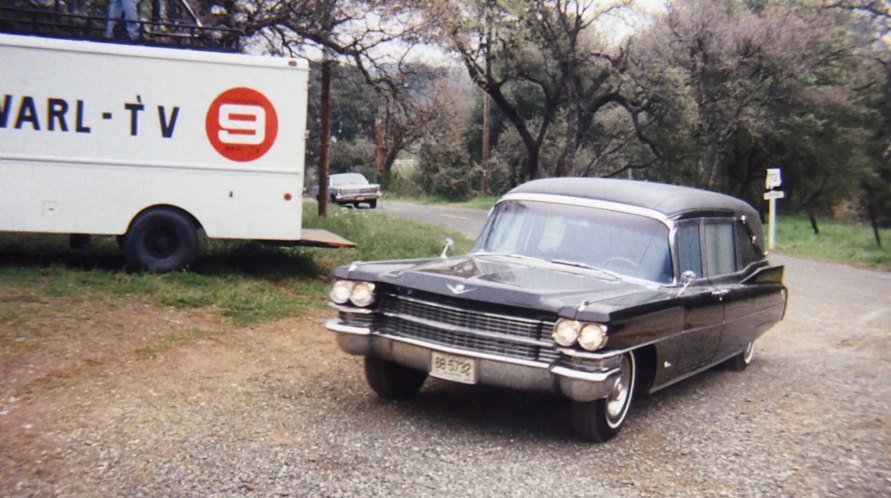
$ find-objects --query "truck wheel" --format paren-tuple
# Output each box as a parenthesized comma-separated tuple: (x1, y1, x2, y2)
(124, 207, 197, 272)
(364, 356, 427, 399)
(571, 351, 636, 442)
(369, 200, 377, 209)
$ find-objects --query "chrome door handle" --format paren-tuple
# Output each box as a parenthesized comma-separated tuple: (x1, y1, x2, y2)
(711, 289, 729, 297)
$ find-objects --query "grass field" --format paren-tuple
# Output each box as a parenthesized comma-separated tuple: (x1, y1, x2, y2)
(0, 205, 474, 326)
(774, 215, 890, 270)
(1, 205, 886, 330)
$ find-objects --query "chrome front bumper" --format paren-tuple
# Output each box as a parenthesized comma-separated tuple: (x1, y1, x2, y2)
(326, 319, 622, 403)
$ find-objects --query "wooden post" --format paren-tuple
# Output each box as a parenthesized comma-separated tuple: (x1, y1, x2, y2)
(481, 93, 491, 195)
(318, 56, 332, 217)
(375, 114, 385, 181)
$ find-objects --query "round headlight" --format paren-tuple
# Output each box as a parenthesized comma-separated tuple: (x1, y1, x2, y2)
(349, 282, 376, 307)
(330, 280, 353, 304)
(553, 319, 581, 347)
(578, 323, 608, 351)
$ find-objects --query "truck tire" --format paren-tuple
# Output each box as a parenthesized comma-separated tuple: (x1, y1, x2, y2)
(124, 207, 197, 272)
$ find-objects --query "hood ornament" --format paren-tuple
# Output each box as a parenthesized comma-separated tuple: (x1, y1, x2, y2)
(447, 283, 475, 295)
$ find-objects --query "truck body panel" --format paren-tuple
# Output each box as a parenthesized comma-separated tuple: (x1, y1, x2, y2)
(1, 33, 309, 241)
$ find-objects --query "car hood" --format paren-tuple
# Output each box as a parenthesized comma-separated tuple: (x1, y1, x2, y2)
(338, 254, 676, 321)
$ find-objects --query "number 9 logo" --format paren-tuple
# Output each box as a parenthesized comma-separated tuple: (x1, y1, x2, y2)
(206, 87, 278, 162)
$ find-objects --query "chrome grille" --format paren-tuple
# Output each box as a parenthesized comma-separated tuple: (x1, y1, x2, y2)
(378, 293, 558, 363)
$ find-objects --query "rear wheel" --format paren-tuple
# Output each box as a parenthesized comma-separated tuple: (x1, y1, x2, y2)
(726, 341, 755, 372)
(571, 351, 637, 442)
(364, 356, 427, 399)
(124, 207, 197, 272)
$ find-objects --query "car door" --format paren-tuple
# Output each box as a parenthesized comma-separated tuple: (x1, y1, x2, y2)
(710, 218, 762, 360)
(673, 220, 725, 373)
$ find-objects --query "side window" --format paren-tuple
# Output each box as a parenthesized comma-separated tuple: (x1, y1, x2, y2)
(704, 221, 736, 276)
(735, 222, 761, 269)
(677, 223, 703, 278)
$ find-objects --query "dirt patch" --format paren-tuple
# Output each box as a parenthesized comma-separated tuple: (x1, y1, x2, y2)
(0, 292, 353, 494)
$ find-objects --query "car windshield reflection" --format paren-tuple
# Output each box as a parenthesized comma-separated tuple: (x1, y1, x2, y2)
(330, 173, 369, 186)
(472, 200, 673, 283)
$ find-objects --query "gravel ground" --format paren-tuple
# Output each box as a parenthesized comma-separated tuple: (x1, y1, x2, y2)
(2, 212, 889, 496)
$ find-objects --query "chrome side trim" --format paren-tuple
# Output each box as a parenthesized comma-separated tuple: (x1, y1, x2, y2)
(328, 302, 373, 314)
(382, 310, 551, 348)
(378, 333, 550, 369)
(649, 350, 741, 393)
(498, 193, 674, 229)
(556, 347, 623, 360)
(550, 365, 619, 382)
(324, 319, 371, 336)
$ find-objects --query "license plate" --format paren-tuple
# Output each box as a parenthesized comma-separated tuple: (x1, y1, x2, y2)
(430, 351, 477, 384)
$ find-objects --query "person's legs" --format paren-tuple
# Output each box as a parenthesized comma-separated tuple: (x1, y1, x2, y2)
(104, 0, 123, 38)
(122, 0, 139, 39)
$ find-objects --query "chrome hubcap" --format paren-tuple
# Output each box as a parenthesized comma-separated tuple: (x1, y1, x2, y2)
(606, 355, 632, 422)
(743, 341, 754, 364)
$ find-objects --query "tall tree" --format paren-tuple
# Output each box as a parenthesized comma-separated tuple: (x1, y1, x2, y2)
(419, 0, 630, 181)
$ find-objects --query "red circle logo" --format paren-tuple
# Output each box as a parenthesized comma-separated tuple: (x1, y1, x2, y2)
(206, 87, 278, 162)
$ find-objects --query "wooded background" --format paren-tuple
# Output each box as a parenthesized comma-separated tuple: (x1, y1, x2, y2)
(22, 0, 891, 231)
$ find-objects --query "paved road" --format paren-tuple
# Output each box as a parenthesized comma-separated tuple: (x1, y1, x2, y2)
(376, 200, 489, 240)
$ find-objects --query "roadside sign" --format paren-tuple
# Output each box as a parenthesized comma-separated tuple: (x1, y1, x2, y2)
(765, 168, 782, 190)
(763, 190, 785, 201)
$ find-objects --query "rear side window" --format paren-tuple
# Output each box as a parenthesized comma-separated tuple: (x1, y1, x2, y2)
(735, 223, 762, 269)
(704, 221, 736, 276)
(677, 218, 749, 279)
(677, 223, 703, 277)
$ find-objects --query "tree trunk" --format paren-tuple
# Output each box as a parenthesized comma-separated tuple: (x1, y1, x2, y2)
(807, 206, 819, 235)
(868, 204, 882, 247)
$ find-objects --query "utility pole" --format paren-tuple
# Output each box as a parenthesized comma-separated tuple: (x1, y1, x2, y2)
(375, 112, 385, 183)
(481, 93, 490, 194)
(482, 93, 491, 164)
(318, 53, 332, 217)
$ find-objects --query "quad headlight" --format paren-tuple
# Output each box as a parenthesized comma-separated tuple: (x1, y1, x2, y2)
(330, 280, 354, 304)
(578, 323, 608, 351)
(329, 280, 376, 307)
(349, 282, 376, 307)
(552, 319, 608, 351)
(553, 319, 581, 347)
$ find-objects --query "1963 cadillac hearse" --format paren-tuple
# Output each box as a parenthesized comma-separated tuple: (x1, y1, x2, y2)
(325, 178, 787, 442)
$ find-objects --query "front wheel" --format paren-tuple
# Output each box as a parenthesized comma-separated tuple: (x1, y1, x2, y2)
(364, 356, 427, 399)
(571, 351, 637, 442)
(726, 341, 755, 372)
(124, 207, 197, 272)
(369, 200, 378, 209)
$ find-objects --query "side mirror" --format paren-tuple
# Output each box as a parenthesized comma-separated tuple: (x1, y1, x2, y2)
(440, 238, 454, 258)
(678, 270, 696, 296)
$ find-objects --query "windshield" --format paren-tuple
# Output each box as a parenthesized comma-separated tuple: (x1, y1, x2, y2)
(473, 200, 673, 283)
(330, 174, 369, 187)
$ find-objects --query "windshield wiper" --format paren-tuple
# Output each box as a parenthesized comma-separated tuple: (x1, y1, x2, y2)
(550, 259, 621, 280)
(476, 252, 546, 263)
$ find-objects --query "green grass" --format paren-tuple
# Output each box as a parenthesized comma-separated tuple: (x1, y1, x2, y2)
(384, 193, 499, 210)
(0, 204, 474, 326)
(3, 204, 882, 334)
(772, 215, 890, 270)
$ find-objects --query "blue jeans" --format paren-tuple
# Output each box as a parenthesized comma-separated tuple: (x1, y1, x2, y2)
(105, 0, 139, 39)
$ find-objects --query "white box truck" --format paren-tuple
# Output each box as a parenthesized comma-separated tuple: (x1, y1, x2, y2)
(0, 33, 350, 271)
